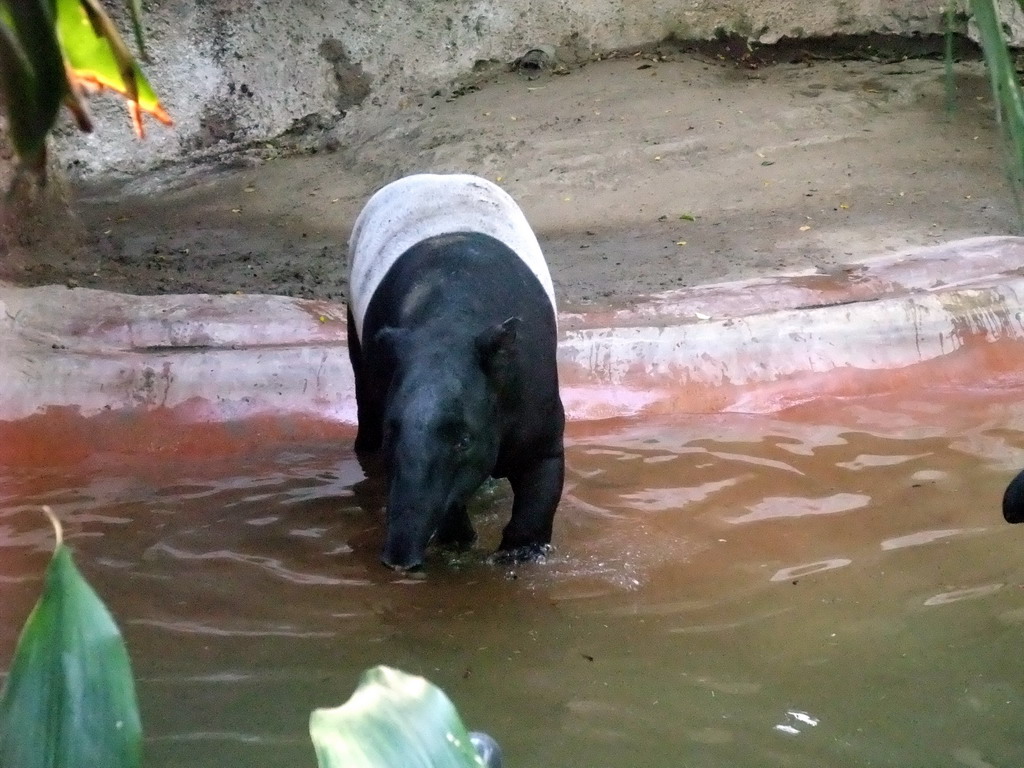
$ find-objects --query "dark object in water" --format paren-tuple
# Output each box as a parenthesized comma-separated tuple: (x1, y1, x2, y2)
(470, 731, 503, 768)
(1002, 468, 1024, 523)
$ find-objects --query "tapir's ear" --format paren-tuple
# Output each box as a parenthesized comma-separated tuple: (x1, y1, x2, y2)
(475, 317, 520, 379)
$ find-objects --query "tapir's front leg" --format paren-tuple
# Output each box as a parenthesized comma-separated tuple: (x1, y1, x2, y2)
(500, 453, 564, 556)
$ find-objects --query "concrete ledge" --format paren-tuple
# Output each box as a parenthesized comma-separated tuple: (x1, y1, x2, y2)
(558, 236, 1024, 417)
(3, 236, 1024, 463)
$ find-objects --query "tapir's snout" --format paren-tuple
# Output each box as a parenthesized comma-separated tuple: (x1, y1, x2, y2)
(380, 549, 424, 571)
(381, 523, 430, 571)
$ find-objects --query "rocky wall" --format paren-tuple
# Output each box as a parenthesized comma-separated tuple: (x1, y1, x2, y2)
(51, 0, 991, 179)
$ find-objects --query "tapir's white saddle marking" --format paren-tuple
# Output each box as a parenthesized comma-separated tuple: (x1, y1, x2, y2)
(347, 173, 557, 342)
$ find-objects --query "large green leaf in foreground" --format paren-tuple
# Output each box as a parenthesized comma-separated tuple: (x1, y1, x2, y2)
(310, 665, 484, 768)
(0, 513, 142, 768)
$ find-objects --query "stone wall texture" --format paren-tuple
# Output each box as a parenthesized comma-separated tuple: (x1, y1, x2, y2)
(50, 0, 1005, 178)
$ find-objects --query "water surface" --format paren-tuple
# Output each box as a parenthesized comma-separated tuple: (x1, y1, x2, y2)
(2, 387, 1023, 768)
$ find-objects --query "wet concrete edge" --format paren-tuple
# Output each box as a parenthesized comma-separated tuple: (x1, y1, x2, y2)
(2, 236, 1023, 456)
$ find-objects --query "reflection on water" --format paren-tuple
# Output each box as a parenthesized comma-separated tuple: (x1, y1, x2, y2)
(2, 387, 1024, 768)
(726, 492, 871, 524)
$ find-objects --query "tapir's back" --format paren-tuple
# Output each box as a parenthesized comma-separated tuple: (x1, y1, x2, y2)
(363, 231, 558, 351)
(347, 173, 556, 342)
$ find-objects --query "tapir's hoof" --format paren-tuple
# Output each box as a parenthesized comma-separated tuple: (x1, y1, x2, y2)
(489, 542, 551, 566)
(469, 731, 503, 768)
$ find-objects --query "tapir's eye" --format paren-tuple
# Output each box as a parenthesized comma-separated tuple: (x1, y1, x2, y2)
(438, 421, 469, 451)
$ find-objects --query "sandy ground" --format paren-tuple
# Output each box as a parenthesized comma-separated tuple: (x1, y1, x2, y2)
(7, 47, 1018, 310)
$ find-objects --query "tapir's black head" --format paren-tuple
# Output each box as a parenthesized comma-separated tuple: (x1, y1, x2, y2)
(376, 317, 519, 570)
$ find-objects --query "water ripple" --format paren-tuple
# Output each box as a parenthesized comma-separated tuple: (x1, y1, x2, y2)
(880, 528, 986, 551)
(774, 709, 820, 735)
(0, 524, 56, 549)
(924, 584, 1004, 606)
(728, 493, 871, 524)
(706, 450, 804, 475)
(128, 618, 335, 638)
(837, 452, 931, 470)
(147, 542, 369, 586)
(770, 558, 852, 582)
(619, 478, 740, 511)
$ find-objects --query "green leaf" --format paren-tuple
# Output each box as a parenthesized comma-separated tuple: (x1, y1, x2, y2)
(0, 0, 69, 167)
(54, 0, 171, 134)
(0, 21, 44, 167)
(123, 0, 146, 60)
(971, 0, 1024, 221)
(310, 666, 484, 768)
(0, 509, 142, 768)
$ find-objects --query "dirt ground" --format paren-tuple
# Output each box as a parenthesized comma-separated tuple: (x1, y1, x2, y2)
(7, 43, 1018, 311)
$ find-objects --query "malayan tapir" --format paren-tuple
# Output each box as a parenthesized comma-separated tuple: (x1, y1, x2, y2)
(346, 173, 565, 570)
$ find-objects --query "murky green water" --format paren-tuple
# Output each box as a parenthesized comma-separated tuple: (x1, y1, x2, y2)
(3, 388, 1024, 768)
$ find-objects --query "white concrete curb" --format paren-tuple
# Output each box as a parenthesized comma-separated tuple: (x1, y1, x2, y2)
(3, 236, 1024, 430)
(0, 289, 353, 423)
